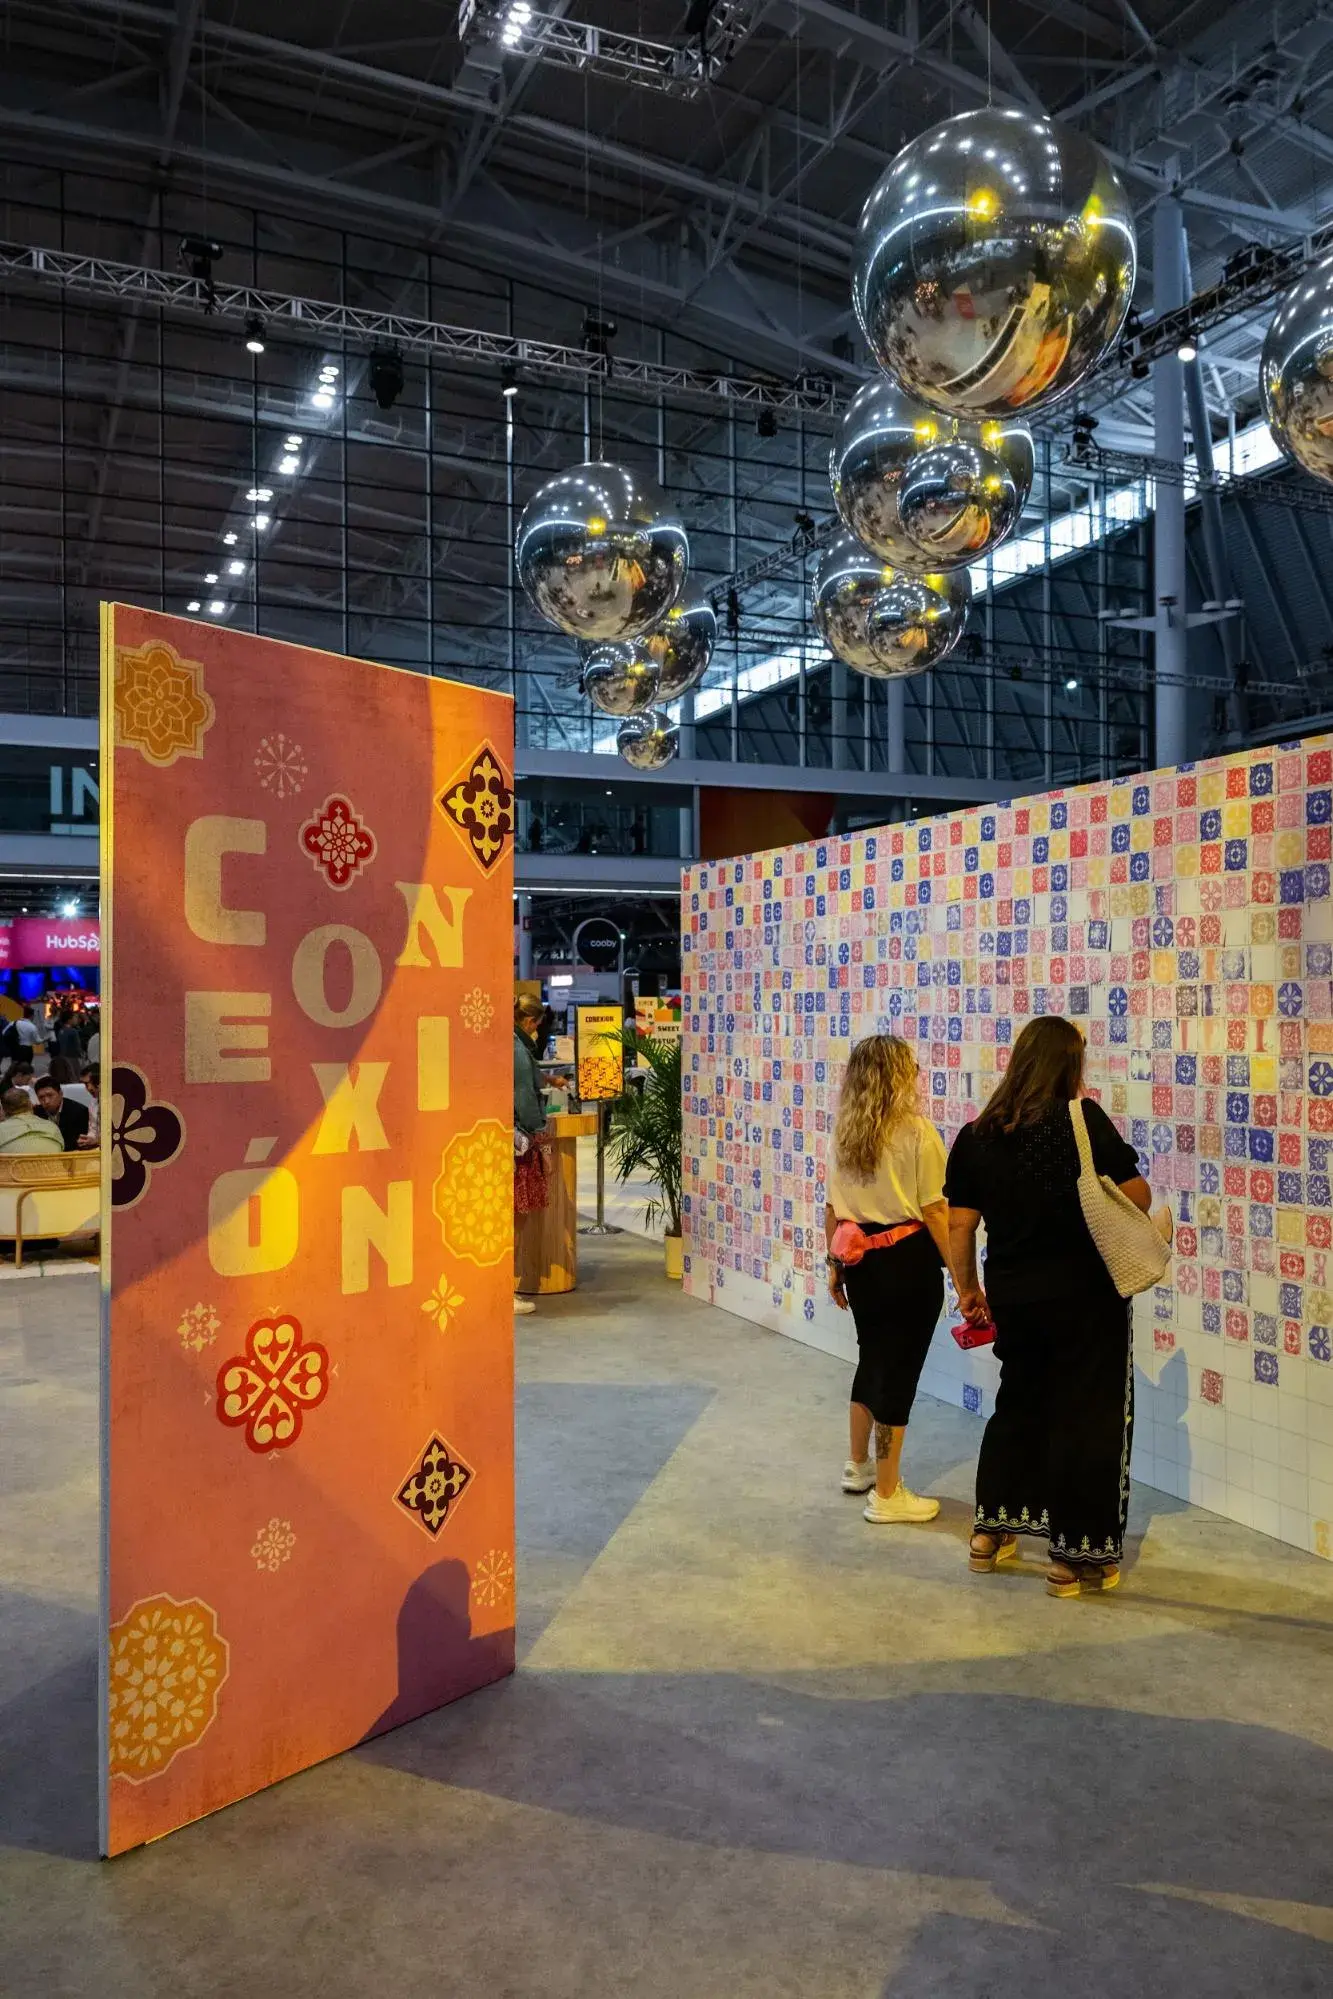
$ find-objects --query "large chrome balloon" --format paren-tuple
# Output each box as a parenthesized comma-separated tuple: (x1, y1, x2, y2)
(581, 641, 661, 716)
(829, 379, 950, 570)
(515, 461, 688, 641)
(617, 709, 679, 770)
(651, 600, 716, 700)
(896, 419, 1033, 564)
(1261, 253, 1333, 485)
(866, 569, 971, 677)
(853, 107, 1136, 418)
(812, 531, 895, 671)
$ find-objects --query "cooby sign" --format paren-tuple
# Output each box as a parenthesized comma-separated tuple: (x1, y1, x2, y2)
(0, 918, 101, 967)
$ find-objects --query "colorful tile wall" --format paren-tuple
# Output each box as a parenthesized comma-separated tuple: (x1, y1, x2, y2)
(682, 737, 1333, 1559)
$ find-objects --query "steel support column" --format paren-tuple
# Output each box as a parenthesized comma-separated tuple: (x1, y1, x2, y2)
(1153, 190, 1189, 767)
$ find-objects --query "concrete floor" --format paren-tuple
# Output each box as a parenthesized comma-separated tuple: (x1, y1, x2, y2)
(4, 1240, 1333, 1997)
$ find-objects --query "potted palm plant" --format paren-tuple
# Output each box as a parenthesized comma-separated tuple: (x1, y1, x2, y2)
(607, 1026, 684, 1278)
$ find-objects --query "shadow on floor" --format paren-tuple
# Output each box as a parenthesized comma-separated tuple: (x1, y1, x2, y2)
(0, 1592, 98, 1860)
(359, 1673, 1333, 1991)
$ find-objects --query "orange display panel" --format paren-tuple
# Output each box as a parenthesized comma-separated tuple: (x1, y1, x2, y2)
(99, 607, 516, 1855)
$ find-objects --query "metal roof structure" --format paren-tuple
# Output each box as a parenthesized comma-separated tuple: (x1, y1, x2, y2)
(2, 0, 1333, 793)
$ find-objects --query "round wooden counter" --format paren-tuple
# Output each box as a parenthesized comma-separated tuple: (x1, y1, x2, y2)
(515, 1110, 599, 1294)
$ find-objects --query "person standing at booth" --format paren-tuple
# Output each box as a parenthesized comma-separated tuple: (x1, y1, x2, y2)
(513, 994, 549, 1318)
(825, 1034, 953, 1525)
(945, 1016, 1153, 1598)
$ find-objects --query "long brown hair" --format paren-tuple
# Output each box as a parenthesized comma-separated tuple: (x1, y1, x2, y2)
(974, 1017, 1084, 1137)
(833, 1034, 919, 1180)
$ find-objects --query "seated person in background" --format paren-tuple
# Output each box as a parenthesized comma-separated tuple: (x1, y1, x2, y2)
(34, 1076, 89, 1152)
(0, 1087, 64, 1155)
(5, 1063, 37, 1105)
(76, 1066, 100, 1148)
(48, 1056, 95, 1116)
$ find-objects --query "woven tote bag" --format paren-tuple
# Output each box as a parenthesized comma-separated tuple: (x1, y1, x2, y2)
(1070, 1099, 1172, 1298)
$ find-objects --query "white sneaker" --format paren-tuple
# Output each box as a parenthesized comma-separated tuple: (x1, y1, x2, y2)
(515, 1297, 536, 1316)
(863, 1484, 941, 1525)
(841, 1458, 875, 1493)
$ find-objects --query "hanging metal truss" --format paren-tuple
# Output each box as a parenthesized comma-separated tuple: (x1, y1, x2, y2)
(0, 243, 839, 416)
(463, 2, 763, 98)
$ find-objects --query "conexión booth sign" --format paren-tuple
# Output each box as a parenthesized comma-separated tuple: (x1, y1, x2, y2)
(0, 919, 101, 967)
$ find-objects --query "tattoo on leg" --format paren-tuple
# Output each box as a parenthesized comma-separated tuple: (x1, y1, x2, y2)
(873, 1422, 896, 1461)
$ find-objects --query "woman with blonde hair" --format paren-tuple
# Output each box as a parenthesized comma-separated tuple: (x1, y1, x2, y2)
(825, 1033, 952, 1524)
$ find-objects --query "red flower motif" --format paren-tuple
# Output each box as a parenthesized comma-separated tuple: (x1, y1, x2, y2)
(216, 1314, 329, 1453)
(299, 795, 376, 889)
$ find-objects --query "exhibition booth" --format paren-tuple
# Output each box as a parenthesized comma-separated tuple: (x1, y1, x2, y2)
(682, 736, 1333, 1561)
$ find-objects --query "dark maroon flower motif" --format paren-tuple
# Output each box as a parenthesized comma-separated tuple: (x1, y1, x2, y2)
(110, 1064, 185, 1209)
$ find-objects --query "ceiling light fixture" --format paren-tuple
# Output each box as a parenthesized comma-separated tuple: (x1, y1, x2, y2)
(501, 362, 519, 399)
(278, 454, 300, 474)
(223, 531, 238, 546)
(204, 571, 218, 584)
(1065, 677, 1079, 692)
(1177, 335, 1198, 362)
(208, 600, 226, 616)
(187, 598, 201, 612)
(285, 433, 301, 448)
(244, 315, 266, 355)
(246, 486, 273, 503)
(61, 899, 80, 917)
(253, 514, 271, 531)
(227, 559, 245, 576)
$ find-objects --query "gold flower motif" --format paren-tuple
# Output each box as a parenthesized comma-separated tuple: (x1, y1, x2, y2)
(107, 1594, 227, 1782)
(432, 1119, 513, 1267)
(177, 1302, 221, 1354)
(460, 987, 494, 1036)
(421, 1274, 466, 1331)
(114, 640, 216, 767)
(251, 1518, 296, 1573)
(471, 1548, 515, 1613)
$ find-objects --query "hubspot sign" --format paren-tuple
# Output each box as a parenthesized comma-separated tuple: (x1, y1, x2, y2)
(0, 918, 101, 967)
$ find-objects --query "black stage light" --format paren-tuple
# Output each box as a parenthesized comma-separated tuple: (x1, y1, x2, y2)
(757, 408, 778, 438)
(369, 345, 405, 411)
(244, 315, 266, 355)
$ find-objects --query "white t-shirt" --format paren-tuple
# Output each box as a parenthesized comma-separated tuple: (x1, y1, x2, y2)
(14, 1019, 38, 1047)
(826, 1114, 948, 1226)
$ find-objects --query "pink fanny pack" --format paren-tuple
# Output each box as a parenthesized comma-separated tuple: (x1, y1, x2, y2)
(830, 1218, 923, 1266)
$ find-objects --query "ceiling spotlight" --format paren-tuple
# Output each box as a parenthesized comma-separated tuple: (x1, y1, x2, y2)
(61, 899, 80, 917)
(204, 571, 218, 584)
(369, 345, 405, 411)
(187, 598, 201, 612)
(223, 530, 238, 545)
(227, 559, 245, 576)
(319, 364, 339, 381)
(1065, 677, 1079, 692)
(311, 390, 335, 410)
(244, 315, 266, 355)
(246, 486, 273, 503)
(253, 514, 271, 531)
(208, 600, 226, 616)
(501, 362, 519, 399)
(278, 454, 300, 474)
(1177, 335, 1198, 362)
(285, 433, 301, 447)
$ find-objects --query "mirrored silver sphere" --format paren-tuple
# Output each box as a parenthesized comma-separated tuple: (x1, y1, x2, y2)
(617, 709, 679, 770)
(516, 461, 689, 641)
(650, 600, 717, 700)
(830, 379, 950, 570)
(1261, 253, 1333, 486)
(853, 108, 1136, 418)
(866, 569, 971, 678)
(580, 641, 662, 716)
(896, 420, 1033, 564)
(812, 531, 897, 671)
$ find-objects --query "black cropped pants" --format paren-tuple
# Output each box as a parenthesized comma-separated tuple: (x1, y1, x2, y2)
(844, 1226, 944, 1427)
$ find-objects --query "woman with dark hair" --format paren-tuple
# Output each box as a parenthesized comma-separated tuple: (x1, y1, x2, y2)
(945, 1016, 1153, 1597)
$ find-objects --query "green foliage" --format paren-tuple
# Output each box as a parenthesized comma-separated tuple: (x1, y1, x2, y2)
(606, 1027, 683, 1238)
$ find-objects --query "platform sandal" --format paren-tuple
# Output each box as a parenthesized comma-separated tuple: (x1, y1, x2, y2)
(969, 1530, 1019, 1573)
(1045, 1560, 1120, 1598)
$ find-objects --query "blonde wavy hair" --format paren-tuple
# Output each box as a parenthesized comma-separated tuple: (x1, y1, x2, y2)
(833, 1034, 920, 1181)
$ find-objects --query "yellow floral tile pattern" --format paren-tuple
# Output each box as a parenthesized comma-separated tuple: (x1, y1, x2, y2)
(421, 1274, 466, 1331)
(251, 1518, 296, 1573)
(432, 1120, 513, 1267)
(114, 640, 216, 767)
(460, 986, 495, 1035)
(108, 1594, 228, 1783)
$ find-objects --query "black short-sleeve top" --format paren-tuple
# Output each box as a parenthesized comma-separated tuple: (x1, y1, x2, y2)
(944, 1097, 1142, 1305)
